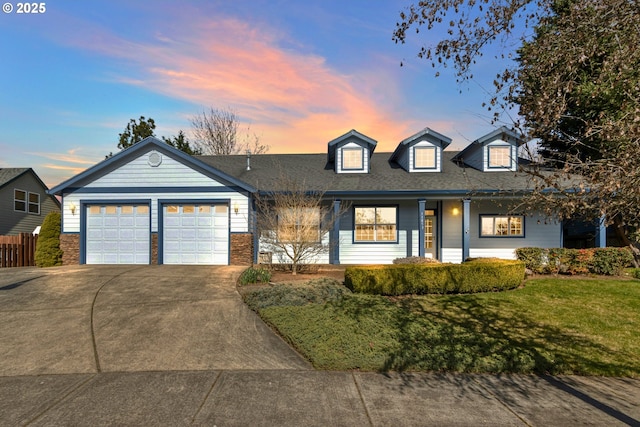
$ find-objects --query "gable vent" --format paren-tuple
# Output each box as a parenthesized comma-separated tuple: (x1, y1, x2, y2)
(148, 151, 162, 167)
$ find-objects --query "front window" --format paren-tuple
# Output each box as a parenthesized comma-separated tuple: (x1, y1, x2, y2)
(342, 147, 363, 170)
(14, 189, 40, 214)
(414, 146, 437, 169)
(488, 146, 512, 168)
(278, 207, 321, 243)
(355, 206, 397, 242)
(480, 215, 524, 237)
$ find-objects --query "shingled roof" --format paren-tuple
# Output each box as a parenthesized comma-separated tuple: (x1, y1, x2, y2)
(198, 151, 539, 196)
(0, 168, 30, 188)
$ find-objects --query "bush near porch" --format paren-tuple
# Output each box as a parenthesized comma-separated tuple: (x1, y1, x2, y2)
(515, 247, 634, 275)
(344, 259, 525, 295)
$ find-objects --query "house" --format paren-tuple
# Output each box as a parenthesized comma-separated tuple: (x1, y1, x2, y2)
(0, 168, 61, 235)
(49, 127, 591, 265)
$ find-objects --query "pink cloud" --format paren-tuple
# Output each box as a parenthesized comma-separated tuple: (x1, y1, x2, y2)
(54, 9, 433, 153)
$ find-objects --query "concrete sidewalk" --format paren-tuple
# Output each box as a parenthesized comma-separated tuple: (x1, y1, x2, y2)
(1, 370, 639, 426)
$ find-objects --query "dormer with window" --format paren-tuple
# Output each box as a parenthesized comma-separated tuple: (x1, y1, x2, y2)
(452, 126, 524, 172)
(327, 130, 377, 174)
(389, 127, 452, 173)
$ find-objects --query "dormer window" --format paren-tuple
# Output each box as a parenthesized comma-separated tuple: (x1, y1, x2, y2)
(488, 146, 512, 168)
(413, 146, 437, 170)
(452, 127, 523, 172)
(327, 130, 377, 174)
(342, 147, 364, 170)
(389, 127, 451, 173)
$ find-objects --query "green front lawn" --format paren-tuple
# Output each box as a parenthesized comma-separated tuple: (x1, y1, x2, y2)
(245, 277, 640, 376)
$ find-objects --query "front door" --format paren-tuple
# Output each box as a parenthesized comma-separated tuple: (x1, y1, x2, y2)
(424, 210, 438, 260)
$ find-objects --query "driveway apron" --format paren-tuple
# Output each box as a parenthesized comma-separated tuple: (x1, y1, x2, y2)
(0, 265, 309, 376)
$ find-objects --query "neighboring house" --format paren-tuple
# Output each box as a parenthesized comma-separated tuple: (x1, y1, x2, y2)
(49, 127, 591, 266)
(0, 168, 61, 235)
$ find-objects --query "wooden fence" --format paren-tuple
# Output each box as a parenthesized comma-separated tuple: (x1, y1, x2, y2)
(0, 233, 38, 268)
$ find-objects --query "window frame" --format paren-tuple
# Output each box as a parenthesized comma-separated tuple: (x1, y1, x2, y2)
(487, 145, 513, 169)
(14, 189, 40, 215)
(479, 214, 525, 238)
(413, 146, 438, 170)
(341, 146, 364, 171)
(277, 206, 322, 244)
(353, 205, 398, 243)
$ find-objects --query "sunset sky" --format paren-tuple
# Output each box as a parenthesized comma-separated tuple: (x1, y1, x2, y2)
(0, 0, 513, 186)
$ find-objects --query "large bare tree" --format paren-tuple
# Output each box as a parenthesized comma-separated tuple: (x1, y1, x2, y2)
(190, 107, 269, 155)
(254, 171, 348, 275)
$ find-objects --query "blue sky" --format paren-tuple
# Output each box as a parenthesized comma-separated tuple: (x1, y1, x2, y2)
(1, 0, 512, 186)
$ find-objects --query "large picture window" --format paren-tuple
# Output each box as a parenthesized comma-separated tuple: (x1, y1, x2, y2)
(277, 207, 321, 243)
(414, 146, 437, 169)
(480, 215, 524, 237)
(488, 146, 512, 168)
(355, 206, 397, 242)
(14, 189, 40, 214)
(342, 147, 363, 170)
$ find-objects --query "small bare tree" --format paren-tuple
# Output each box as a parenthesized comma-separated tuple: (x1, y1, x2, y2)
(254, 172, 347, 275)
(190, 106, 269, 155)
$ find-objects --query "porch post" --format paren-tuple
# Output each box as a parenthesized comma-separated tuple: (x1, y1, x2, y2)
(595, 215, 607, 248)
(331, 199, 341, 264)
(462, 199, 471, 262)
(437, 200, 443, 261)
(251, 197, 259, 264)
(418, 199, 426, 258)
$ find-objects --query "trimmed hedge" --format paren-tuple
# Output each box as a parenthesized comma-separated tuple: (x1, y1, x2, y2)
(344, 259, 525, 295)
(515, 247, 634, 276)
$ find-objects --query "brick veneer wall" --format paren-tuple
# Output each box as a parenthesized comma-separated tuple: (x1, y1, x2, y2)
(60, 233, 80, 265)
(151, 233, 158, 265)
(230, 233, 253, 265)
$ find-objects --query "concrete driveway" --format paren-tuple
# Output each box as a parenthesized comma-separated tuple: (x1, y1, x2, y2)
(0, 265, 310, 375)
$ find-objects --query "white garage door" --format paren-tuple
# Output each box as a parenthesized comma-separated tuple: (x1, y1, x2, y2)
(162, 204, 229, 265)
(86, 204, 150, 264)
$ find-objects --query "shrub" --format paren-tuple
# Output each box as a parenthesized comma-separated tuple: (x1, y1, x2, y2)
(516, 247, 634, 276)
(633, 269, 640, 280)
(238, 266, 272, 285)
(591, 248, 635, 276)
(344, 259, 525, 295)
(393, 256, 440, 264)
(268, 263, 320, 273)
(515, 247, 547, 273)
(34, 211, 63, 267)
(243, 278, 350, 310)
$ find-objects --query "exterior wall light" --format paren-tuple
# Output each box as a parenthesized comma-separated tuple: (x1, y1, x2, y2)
(452, 207, 460, 216)
(70, 202, 77, 216)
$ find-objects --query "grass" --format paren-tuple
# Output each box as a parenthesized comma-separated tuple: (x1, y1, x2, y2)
(244, 277, 640, 376)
